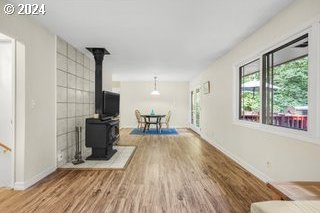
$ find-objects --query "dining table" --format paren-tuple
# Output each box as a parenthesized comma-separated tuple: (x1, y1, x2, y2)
(141, 114, 166, 133)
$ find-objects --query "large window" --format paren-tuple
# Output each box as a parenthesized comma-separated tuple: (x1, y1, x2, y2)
(238, 34, 309, 131)
(263, 34, 308, 131)
(239, 59, 260, 122)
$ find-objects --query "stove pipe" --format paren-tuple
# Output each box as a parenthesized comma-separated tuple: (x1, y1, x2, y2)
(86, 48, 110, 117)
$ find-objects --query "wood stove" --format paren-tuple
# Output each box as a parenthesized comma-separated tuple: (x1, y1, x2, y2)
(85, 47, 119, 160)
(85, 118, 119, 160)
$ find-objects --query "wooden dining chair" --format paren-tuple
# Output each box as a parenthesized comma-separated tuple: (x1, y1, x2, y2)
(160, 111, 171, 129)
(135, 110, 145, 129)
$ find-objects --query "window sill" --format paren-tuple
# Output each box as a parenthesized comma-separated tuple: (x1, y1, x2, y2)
(232, 120, 318, 145)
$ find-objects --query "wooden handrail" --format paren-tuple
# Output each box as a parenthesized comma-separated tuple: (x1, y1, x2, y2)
(0, 142, 11, 152)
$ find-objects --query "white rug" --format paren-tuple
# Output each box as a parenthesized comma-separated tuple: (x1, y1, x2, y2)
(60, 146, 136, 170)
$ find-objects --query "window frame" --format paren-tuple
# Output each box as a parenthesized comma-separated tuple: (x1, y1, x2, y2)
(238, 59, 261, 123)
(233, 21, 320, 144)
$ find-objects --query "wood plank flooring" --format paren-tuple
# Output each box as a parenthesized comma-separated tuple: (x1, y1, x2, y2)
(0, 129, 272, 213)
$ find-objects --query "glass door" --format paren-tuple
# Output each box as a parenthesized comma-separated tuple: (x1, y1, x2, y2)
(195, 87, 201, 129)
(190, 86, 201, 133)
(191, 91, 194, 124)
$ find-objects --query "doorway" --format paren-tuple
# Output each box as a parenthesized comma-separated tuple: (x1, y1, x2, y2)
(190, 86, 201, 134)
(0, 33, 15, 188)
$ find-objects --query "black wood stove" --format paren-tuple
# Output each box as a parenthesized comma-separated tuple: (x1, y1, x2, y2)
(85, 48, 119, 160)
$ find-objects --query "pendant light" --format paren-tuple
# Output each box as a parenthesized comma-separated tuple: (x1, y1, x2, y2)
(151, 76, 160, 95)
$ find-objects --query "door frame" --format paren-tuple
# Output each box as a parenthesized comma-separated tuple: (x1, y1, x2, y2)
(190, 85, 201, 134)
(0, 35, 16, 188)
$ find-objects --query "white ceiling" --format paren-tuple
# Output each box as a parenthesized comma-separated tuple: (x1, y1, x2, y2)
(11, 0, 293, 81)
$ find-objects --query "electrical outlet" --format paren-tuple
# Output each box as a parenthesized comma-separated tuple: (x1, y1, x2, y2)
(266, 161, 271, 169)
(57, 153, 63, 162)
(31, 99, 36, 109)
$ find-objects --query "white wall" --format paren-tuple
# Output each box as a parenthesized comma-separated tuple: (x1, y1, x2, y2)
(120, 81, 189, 128)
(0, 0, 56, 189)
(103, 64, 113, 92)
(190, 0, 320, 181)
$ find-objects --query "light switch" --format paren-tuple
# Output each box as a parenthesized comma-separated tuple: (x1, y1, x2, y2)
(31, 99, 36, 109)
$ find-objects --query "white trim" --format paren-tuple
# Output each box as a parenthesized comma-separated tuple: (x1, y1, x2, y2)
(189, 125, 201, 135)
(233, 55, 261, 124)
(14, 41, 26, 190)
(201, 133, 272, 183)
(54, 36, 57, 168)
(313, 21, 320, 138)
(11, 38, 16, 188)
(233, 120, 317, 144)
(120, 125, 187, 129)
(14, 166, 56, 190)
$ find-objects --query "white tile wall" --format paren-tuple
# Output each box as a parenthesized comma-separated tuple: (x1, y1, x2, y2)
(83, 92, 89, 103)
(90, 93, 95, 104)
(76, 77, 83, 90)
(90, 104, 95, 115)
(76, 51, 84, 65)
(76, 90, 83, 103)
(57, 103, 67, 119)
(83, 80, 90, 92)
(56, 37, 95, 167)
(83, 104, 89, 116)
(68, 59, 76, 75)
(57, 119, 67, 135)
(84, 68, 90, 80)
(67, 74, 76, 89)
(76, 63, 83, 77)
(68, 103, 76, 117)
(57, 70, 67, 87)
(76, 104, 83, 117)
(90, 59, 95, 70)
(57, 53, 67, 71)
(57, 37, 67, 55)
(67, 44, 76, 61)
(67, 132, 76, 149)
(89, 70, 95, 82)
(57, 86, 67, 102)
(67, 89, 76, 103)
(57, 134, 67, 150)
(67, 118, 75, 132)
(84, 56, 90, 68)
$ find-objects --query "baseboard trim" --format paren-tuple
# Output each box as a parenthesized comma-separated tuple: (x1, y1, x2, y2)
(201, 133, 272, 183)
(14, 166, 56, 190)
(120, 126, 187, 129)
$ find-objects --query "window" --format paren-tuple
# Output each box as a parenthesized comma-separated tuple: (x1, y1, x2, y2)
(263, 34, 308, 131)
(237, 34, 309, 132)
(239, 59, 260, 122)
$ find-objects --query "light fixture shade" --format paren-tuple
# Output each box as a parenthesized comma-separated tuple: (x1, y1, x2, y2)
(151, 90, 160, 95)
(151, 76, 160, 95)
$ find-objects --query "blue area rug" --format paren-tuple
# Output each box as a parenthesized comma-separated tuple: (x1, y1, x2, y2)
(130, 128, 178, 135)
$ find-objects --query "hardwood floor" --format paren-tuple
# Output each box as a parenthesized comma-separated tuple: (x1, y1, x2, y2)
(0, 129, 272, 213)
